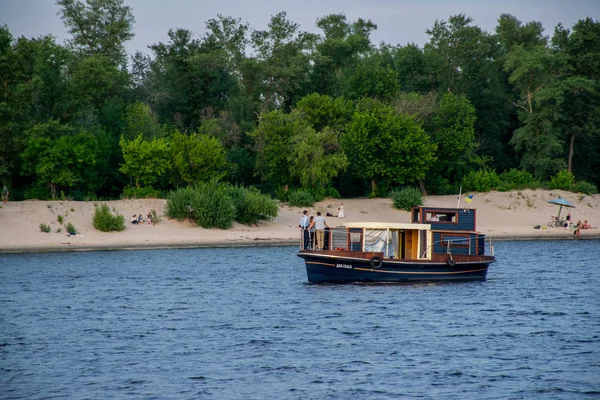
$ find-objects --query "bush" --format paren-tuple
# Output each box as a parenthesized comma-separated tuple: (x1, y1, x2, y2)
(57, 215, 64, 224)
(571, 181, 598, 195)
(497, 169, 536, 191)
(548, 170, 575, 191)
(150, 209, 161, 224)
(65, 222, 77, 235)
(39, 223, 51, 233)
(166, 181, 235, 229)
(225, 185, 279, 225)
(121, 186, 161, 199)
(461, 168, 501, 192)
(288, 189, 316, 207)
(390, 187, 423, 211)
(93, 203, 126, 232)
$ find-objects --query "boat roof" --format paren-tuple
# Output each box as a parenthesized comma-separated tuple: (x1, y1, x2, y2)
(338, 222, 431, 230)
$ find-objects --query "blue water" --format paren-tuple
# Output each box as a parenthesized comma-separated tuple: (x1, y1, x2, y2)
(1, 240, 599, 399)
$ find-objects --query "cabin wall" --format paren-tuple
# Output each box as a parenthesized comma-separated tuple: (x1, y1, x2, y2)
(432, 232, 481, 256)
(412, 207, 477, 231)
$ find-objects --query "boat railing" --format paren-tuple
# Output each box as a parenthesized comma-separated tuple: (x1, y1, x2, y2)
(299, 228, 494, 258)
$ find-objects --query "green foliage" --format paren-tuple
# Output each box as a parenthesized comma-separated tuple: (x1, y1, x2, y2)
(570, 181, 598, 195)
(548, 170, 575, 191)
(288, 189, 317, 207)
(121, 186, 161, 199)
(150, 209, 161, 224)
(24, 186, 52, 200)
(461, 168, 501, 192)
(93, 203, 126, 232)
(57, 215, 64, 224)
(166, 181, 235, 229)
(390, 187, 423, 211)
(343, 99, 436, 196)
(65, 222, 77, 235)
(288, 124, 348, 189)
(119, 134, 171, 188)
(21, 125, 101, 199)
(171, 131, 227, 186)
(39, 223, 51, 233)
(225, 185, 279, 225)
(497, 168, 537, 191)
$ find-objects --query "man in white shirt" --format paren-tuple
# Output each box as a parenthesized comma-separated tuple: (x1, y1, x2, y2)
(314, 211, 329, 250)
(299, 210, 309, 249)
(338, 203, 344, 218)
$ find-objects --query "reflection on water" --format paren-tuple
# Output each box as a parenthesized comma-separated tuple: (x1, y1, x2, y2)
(1, 240, 599, 399)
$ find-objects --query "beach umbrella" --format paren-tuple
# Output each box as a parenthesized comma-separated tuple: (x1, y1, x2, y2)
(547, 197, 575, 219)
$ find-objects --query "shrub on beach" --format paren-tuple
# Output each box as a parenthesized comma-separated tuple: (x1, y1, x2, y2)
(548, 170, 575, 191)
(497, 169, 538, 191)
(166, 181, 235, 229)
(288, 189, 316, 207)
(225, 185, 279, 225)
(391, 187, 423, 211)
(121, 186, 161, 199)
(39, 223, 51, 233)
(571, 181, 597, 195)
(93, 203, 126, 232)
(461, 168, 501, 192)
(65, 222, 77, 235)
(166, 181, 279, 229)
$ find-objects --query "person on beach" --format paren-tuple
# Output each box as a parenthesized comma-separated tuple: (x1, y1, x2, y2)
(131, 215, 138, 224)
(314, 211, 329, 251)
(566, 212, 572, 228)
(147, 212, 153, 225)
(138, 214, 144, 224)
(573, 220, 582, 238)
(2, 185, 8, 204)
(338, 203, 344, 218)
(299, 210, 309, 249)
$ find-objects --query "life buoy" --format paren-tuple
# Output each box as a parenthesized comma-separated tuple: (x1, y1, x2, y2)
(446, 257, 456, 267)
(369, 256, 383, 269)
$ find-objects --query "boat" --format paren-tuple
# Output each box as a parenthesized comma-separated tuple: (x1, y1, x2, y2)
(297, 206, 496, 284)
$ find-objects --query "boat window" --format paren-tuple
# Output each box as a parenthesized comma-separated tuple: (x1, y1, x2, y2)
(426, 211, 457, 223)
(441, 233, 470, 248)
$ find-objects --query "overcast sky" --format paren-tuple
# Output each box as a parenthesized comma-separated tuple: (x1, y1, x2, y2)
(2, 0, 599, 55)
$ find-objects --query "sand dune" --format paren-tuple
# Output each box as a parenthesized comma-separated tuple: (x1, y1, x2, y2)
(0, 189, 598, 253)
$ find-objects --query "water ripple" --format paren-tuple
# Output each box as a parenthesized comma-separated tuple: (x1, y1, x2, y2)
(1, 240, 599, 399)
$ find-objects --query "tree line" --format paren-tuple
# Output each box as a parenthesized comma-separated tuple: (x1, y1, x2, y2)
(1, 0, 598, 201)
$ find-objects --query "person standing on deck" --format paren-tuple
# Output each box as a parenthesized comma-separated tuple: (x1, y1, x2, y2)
(338, 203, 344, 218)
(299, 210, 309, 249)
(314, 211, 329, 250)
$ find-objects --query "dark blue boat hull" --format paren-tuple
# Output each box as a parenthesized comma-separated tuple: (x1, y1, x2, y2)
(299, 253, 492, 284)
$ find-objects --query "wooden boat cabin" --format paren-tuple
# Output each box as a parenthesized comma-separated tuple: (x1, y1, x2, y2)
(315, 206, 491, 261)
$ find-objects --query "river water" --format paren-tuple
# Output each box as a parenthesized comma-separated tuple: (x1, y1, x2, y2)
(1, 240, 599, 399)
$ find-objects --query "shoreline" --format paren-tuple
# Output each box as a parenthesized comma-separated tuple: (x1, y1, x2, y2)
(1, 189, 599, 254)
(2, 230, 599, 255)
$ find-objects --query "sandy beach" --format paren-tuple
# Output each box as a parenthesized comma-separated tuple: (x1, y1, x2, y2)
(0, 189, 599, 253)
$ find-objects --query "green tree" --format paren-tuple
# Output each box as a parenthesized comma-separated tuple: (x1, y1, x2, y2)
(171, 131, 227, 186)
(505, 43, 566, 178)
(426, 93, 479, 193)
(288, 125, 348, 189)
(56, 0, 135, 67)
(119, 134, 170, 187)
(21, 125, 99, 199)
(552, 19, 600, 183)
(342, 100, 436, 196)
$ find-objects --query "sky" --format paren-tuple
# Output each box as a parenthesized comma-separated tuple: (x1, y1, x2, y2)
(1, 0, 599, 55)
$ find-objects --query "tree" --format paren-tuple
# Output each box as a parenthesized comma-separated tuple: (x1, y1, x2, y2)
(119, 134, 170, 188)
(21, 124, 100, 199)
(250, 11, 318, 111)
(342, 100, 436, 196)
(426, 93, 479, 193)
(56, 0, 135, 67)
(505, 44, 566, 178)
(171, 131, 227, 186)
(551, 19, 600, 182)
(288, 125, 348, 189)
(248, 110, 297, 186)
